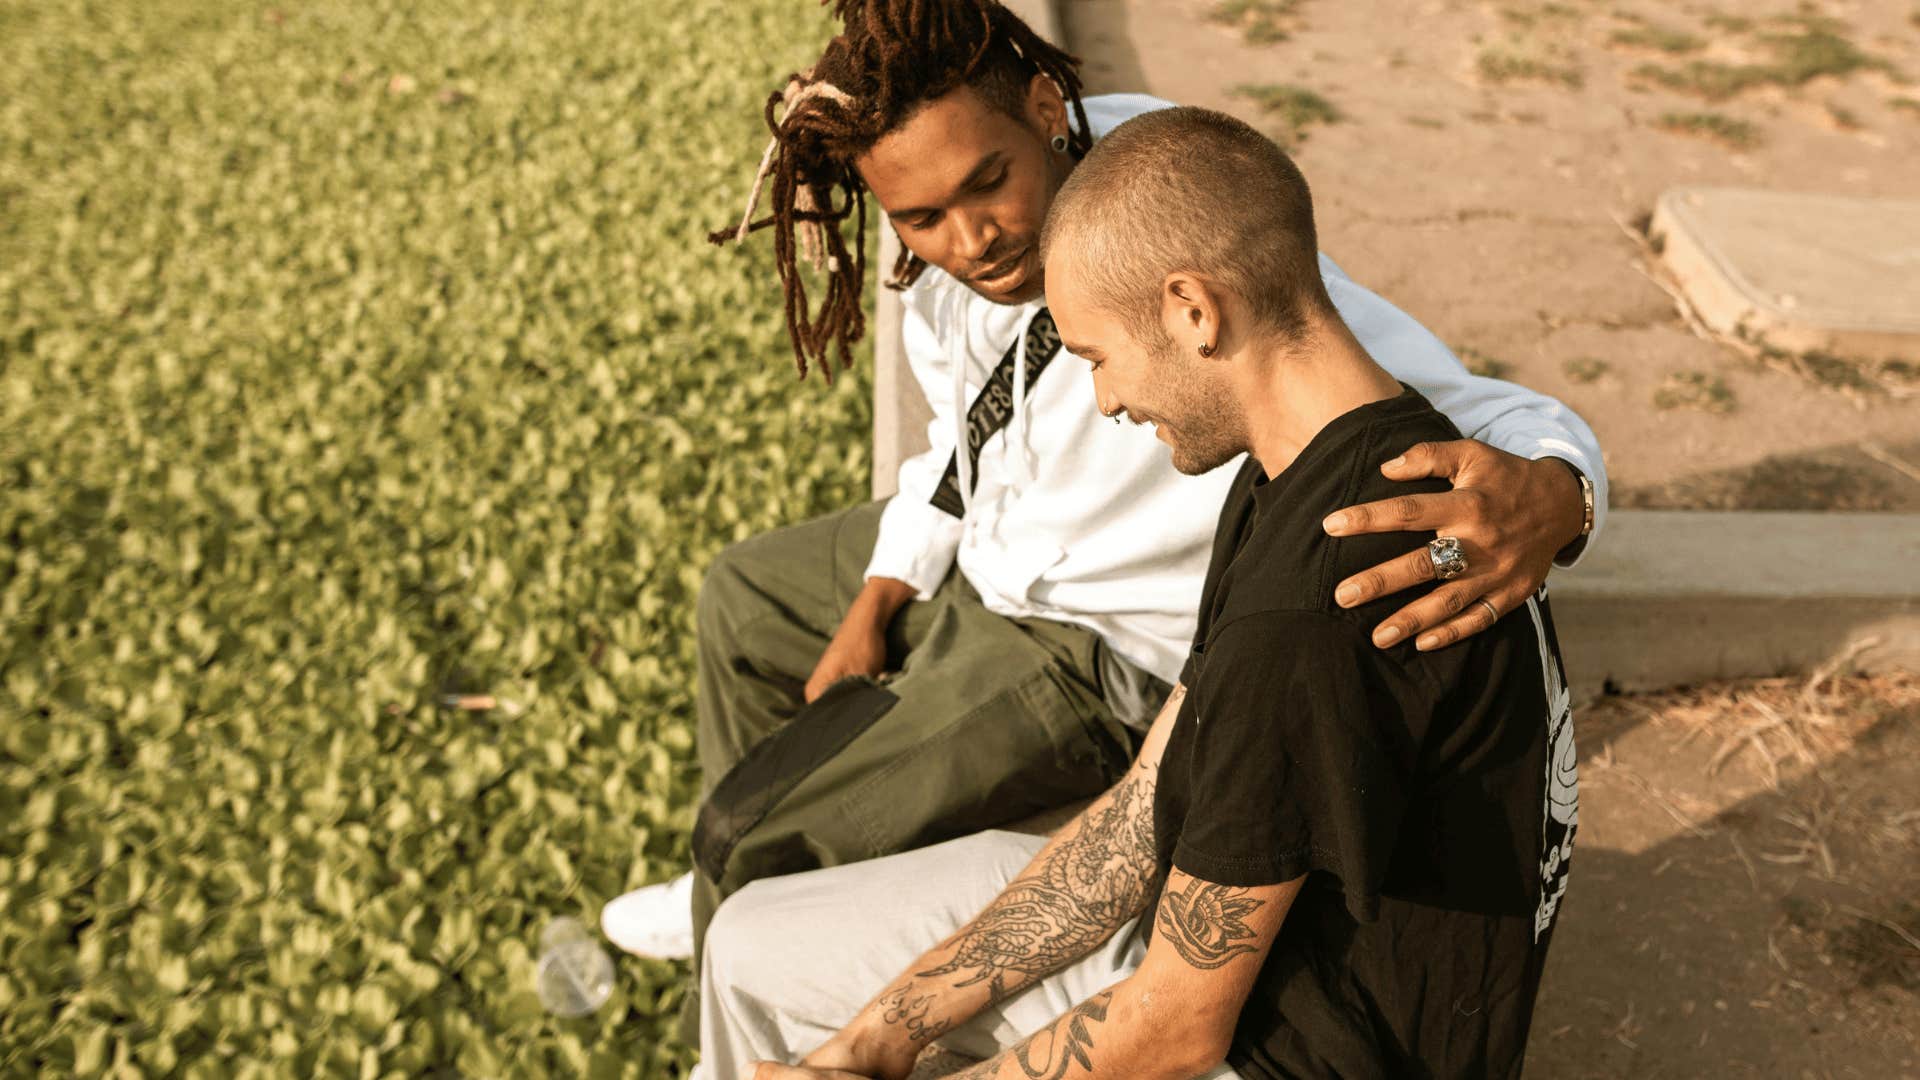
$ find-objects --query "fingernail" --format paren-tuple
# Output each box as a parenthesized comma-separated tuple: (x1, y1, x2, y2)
(1416, 634, 1440, 651)
(1374, 625, 1402, 647)
(1335, 583, 1360, 607)
(1384, 455, 1406, 470)
(1323, 512, 1347, 534)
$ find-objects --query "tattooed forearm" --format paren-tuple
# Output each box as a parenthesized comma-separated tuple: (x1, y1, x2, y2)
(1016, 991, 1111, 1080)
(947, 991, 1114, 1080)
(859, 771, 1155, 1054)
(1155, 878, 1265, 970)
(852, 690, 1185, 1061)
(877, 985, 953, 1047)
(916, 769, 1161, 1000)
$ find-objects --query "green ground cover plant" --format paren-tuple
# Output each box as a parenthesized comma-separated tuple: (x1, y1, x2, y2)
(1633, 60, 1773, 101)
(1654, 371, 1737, 413)
(1499, 4, 1582, 30)
(1455, 347, 1513, 380)
(1231, 83, 1342, 146)
(1209, 0, 1302, 44)
(1825, 103, 1863, 130)
(0, 0, 869, 1075)
(1633, 15, 1893, 102)
(1655, 110, 1764, 149)
(1608, 24, 1706, 55)
(1750, 346, 1920, 400)
(1563, 356, 1610, 384)
(1476, 47, 1585, 89)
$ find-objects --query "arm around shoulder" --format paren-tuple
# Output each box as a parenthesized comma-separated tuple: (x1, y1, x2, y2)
(1329, 268, 1610, 557)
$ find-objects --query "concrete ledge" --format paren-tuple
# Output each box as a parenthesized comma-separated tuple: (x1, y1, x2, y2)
(1553, 511, 1920, 694)
(871, 226, 924, 501)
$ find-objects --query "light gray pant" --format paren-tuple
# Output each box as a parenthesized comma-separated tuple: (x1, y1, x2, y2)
(697, 829, 1243, 1080)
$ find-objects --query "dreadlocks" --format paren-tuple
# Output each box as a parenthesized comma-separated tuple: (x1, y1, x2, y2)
(709, 0, 1093, 380)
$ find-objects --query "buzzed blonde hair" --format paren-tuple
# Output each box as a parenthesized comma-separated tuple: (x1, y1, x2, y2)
(1040, 106, 1332, 343)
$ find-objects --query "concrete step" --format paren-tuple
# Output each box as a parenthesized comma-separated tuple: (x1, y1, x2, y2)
(1554, 510, 1920, 695)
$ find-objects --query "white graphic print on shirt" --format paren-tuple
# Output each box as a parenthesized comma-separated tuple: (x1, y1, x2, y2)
(1526, 590, 1577, 942)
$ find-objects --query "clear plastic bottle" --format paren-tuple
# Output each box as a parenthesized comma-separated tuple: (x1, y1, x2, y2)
(536, 915, 615, 1017)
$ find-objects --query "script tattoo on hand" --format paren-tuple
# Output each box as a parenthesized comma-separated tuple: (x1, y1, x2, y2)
(877, 985, 952, 1047)
(1156, 878, 1265, 970)
(917, 771, 1161, 1000)
(948, 991, 1113, 1080)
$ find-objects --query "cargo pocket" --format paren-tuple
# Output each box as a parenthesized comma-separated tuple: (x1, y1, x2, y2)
(690, 677, 900, 885)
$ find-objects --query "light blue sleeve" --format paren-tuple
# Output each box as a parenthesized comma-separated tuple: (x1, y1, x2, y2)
(1320, 255, 1609, 567)
(1080, 93, 1178, 140)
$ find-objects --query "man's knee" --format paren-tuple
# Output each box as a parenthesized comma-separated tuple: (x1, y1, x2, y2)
(704, 871, 874, 1020)
(702, 878, 784, 994)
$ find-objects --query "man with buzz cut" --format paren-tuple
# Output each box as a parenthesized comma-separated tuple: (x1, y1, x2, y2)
(707, 105, 1576, 1080)
(603, 0, 1604, 1027)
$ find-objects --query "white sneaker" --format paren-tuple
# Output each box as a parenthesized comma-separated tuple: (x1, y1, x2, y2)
(601, 872, 696, 960)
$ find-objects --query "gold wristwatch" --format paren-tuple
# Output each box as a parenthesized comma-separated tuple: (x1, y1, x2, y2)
(1554, 460, 1595, 564)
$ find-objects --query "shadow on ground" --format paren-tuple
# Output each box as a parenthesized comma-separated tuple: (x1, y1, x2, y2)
(1528, 680, 1920, 1078)
(1612, 437, 1920, 513)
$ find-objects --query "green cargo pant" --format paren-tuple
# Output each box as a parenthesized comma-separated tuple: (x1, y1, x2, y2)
(686, 500, 1157, 1005)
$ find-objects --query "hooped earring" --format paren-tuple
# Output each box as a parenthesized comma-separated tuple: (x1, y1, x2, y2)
(1050, 133, 1069, 153)
(1197, 342, 1216, 358)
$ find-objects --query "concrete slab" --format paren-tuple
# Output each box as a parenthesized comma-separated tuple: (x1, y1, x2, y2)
(1553, 511, 1920, 695)
(1649, 186, 1920, 359)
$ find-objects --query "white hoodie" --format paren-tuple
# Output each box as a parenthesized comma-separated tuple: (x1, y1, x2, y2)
(864, 94, 1608, 683)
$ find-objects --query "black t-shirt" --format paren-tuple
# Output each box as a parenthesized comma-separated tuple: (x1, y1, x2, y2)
(1146, 386, 1577, 1080)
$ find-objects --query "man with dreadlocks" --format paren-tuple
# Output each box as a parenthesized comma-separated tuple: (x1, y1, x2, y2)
(603, 0, 1604, 1019)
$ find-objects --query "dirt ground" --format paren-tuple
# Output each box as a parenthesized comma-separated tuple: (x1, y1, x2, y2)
(1530, 674, 1920, 1078)
(1065, 0, 1920, 510)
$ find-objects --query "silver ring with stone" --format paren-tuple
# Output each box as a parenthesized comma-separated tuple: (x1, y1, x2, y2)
(1427, 536, 1467, 581)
